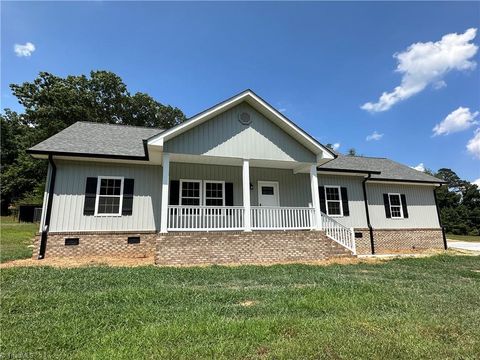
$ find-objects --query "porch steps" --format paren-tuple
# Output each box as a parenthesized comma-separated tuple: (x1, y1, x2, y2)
(155, 230, 354, 266)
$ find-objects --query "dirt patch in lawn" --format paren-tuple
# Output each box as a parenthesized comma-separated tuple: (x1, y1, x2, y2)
(0, 255, 155, 268)
(1, 249, 469, 269)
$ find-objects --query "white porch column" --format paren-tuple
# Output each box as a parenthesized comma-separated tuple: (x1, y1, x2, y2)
(242, 159, 252, 231)
(160, 153, 170, 233)
(310, 164, 322, 230)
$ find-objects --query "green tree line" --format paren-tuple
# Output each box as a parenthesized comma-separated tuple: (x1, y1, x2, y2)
(1, 71, 186, 214)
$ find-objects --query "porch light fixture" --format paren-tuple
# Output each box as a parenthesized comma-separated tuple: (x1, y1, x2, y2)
(250, 183, 254, 191)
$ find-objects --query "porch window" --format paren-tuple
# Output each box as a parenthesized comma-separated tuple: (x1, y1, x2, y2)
(180, 180, 201, 205)
(204, 181, 224, 206)
(325, 186, 343, 216)
(96, 177, 123, 215)
(388, 193, 403, 218)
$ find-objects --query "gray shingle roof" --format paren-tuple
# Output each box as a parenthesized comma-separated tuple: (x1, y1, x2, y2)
(319, 155, 444, 183)
(28, 122, 163, 158)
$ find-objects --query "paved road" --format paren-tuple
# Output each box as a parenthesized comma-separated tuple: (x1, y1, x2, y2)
(448, 240, 480, 252)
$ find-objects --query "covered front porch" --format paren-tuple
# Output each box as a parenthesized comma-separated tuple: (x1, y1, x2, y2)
(159, 153, 324, 233)
(156, 154, 356, 254)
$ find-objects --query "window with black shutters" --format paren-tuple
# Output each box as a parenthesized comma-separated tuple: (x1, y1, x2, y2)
(324, 186, 343, 216)
(96, 177, 123, 215)
(204, 181, 224, 206)
(388, 193, 403, 219)
(180, 180, 201, 205)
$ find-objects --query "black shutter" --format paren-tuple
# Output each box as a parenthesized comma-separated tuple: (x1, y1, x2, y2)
(122, 179, 135, 216)
(383, 193, 391, 218)
(341, 187, 350, 216)
(225, 183, 234, 206)
(401, 194, 409, 218)
(169, 180, 180, 205)
(83, 177, 97, 216)
(319, 186, 326, 213)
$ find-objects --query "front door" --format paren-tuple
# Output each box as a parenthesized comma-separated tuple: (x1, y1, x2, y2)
(257, 181, 279, 207)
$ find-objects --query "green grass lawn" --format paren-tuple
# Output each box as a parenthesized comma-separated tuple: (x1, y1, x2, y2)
(447, 233, 480, 242)
(1, 255, 479, 359)
(0, 216, 37, 263)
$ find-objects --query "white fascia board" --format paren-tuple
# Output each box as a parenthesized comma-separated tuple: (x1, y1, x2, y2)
(147, 90, 335, 160)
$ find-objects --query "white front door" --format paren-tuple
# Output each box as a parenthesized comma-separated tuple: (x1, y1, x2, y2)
(257, 181, 279, 207)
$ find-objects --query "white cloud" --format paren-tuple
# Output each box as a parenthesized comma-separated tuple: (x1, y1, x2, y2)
(466, 128, 480, 159)
(14, 42, 36, 57)
(278, 108, 287, 113)
(433, 107, 479, 136)
(332, 143, 340, 150)
(362, 28, 478, 112)
(412, 163, 425, 172)
(472, 178, 480, 187)
(366, 131, 384, 141)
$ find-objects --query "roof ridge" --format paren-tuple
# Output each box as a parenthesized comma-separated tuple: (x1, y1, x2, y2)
(75, 121, 163, 131)
(340, 155, 388, 160)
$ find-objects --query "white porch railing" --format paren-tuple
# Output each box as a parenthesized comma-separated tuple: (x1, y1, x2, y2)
(167, 206, 245, 231)
(321, 212, 356, 254)
(251, 206, 315, 230)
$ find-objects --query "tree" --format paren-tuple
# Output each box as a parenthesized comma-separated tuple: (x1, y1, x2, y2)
(347, 148, 357, 156)
(1, 71, 187, 214)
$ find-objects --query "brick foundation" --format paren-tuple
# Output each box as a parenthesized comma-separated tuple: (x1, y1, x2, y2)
(33, 232, 157, 258)
(354, 228, 445, 255)
(155, 230, 354, 265)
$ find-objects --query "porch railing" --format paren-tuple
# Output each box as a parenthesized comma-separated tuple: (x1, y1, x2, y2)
(167, 206, 245, 231)
(251, 206, 315, 230)
(321, 212, 356, 254)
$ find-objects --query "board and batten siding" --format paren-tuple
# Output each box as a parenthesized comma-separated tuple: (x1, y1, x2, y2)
(170, 163, 312, 207)
(49, 160, 162, 232)
(164, 103, 316, 163)
(367, 183, 440, 229)
(317, 174, 368, 228)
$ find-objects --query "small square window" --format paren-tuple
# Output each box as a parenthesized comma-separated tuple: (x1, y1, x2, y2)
(261, 186, 274, 195)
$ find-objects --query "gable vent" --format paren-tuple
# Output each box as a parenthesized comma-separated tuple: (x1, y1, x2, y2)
(238, 112, 252, 125)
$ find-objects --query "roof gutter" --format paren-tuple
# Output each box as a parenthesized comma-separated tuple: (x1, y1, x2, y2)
(38, 154, 56, 259)
(362, 173, 375, 255)
(317, 168, 381, 175)
(26, 149, 150, 161)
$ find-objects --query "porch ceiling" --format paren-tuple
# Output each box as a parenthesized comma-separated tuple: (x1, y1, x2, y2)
(162, 153, 314, 171)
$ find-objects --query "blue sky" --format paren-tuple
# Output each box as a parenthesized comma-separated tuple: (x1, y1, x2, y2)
(2, 2, 480, 182)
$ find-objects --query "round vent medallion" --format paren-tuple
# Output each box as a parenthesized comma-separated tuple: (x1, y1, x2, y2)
(238, 112, 252, 125)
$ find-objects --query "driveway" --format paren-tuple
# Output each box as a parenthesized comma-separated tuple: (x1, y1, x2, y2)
(448, 240, 480, 252)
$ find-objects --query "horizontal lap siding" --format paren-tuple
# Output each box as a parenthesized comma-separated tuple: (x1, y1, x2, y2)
(367, 183, 440, 229)
(49, 160, 162, 232)
(318, 175, 368, 228)
(164, 103, 316, 163)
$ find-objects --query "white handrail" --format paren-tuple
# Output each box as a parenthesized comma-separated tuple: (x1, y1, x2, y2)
(251, 206, 315, 230)
(167, 205, 245, 231)
(320, 212, 356, 254)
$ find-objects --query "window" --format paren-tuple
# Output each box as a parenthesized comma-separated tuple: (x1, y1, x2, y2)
(261, 186, 274, 195)
(96, 177, 123, 215)
(389, 193, 403, 219)
(325, 186, 343, 216)
(180, 180, 201, 205)
(204, 181, 224, 206)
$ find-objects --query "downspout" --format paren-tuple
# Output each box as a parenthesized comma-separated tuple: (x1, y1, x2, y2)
(433, 185, 447, 250)
(362, 173, 375, 254)
(38, 154, 56, 259)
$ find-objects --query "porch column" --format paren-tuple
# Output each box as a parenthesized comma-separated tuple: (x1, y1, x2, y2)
(160, 153, 170, 233)
(310, 164, 322, 230)
(243, 159, 252, 231)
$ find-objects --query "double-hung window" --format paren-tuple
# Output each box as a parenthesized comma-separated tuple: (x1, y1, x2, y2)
(180, 180, 201, 205)
(204, 181, 225, 206)
(96, 177, 124, 215)
(325, 186, 343, 216)
(388, 193, 403, 219)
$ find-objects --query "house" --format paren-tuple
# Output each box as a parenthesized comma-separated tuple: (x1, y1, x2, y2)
(28, 90, 446, 265)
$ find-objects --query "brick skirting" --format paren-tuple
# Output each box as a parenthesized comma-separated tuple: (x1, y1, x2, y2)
(155, 230, 353, 265)
(33, 232, 157, 258)
(354, 228, 445, 255)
